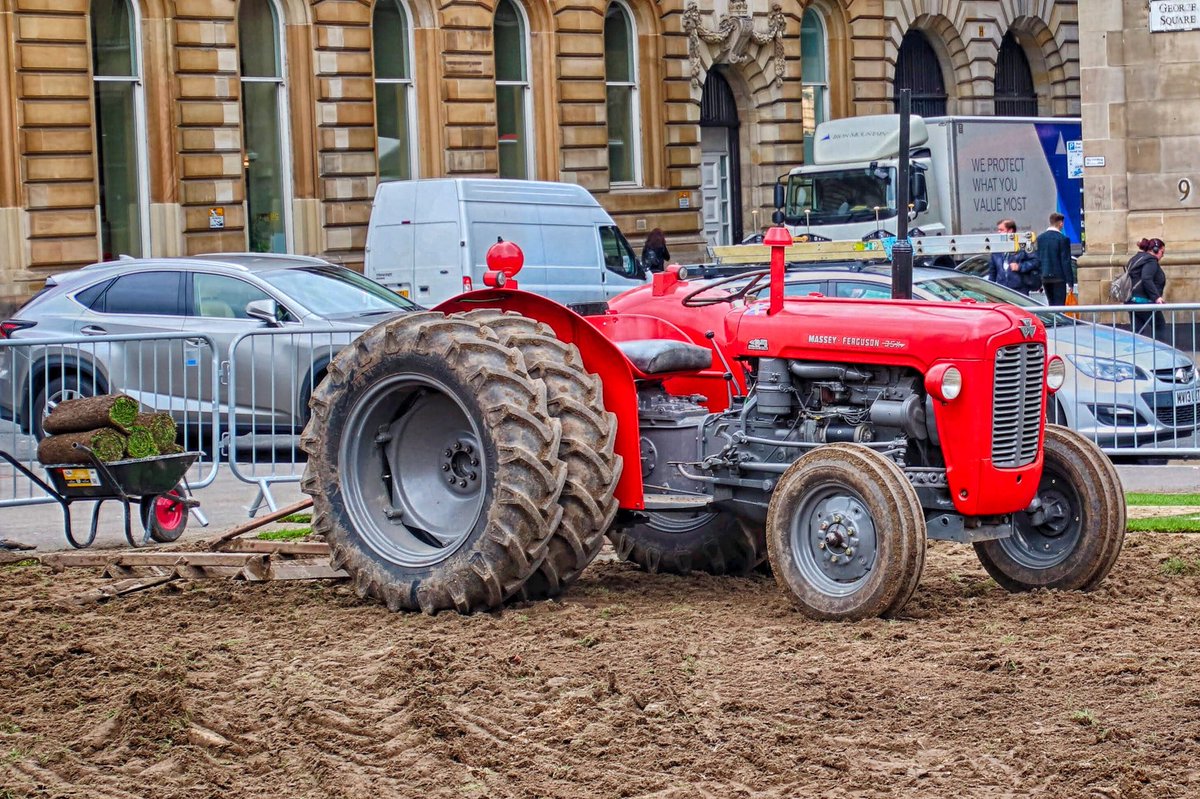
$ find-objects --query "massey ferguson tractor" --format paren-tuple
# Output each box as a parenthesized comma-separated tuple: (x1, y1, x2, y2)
(299, 231, 1125, 621)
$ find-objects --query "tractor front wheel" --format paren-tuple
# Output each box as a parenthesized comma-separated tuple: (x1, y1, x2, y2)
(300, 312, 567, 614)
(766, 444, 926, 621)
(974, 424, 1125, 592)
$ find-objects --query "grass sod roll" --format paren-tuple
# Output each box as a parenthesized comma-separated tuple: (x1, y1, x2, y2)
(124, 427, 160, 460)
(135, 412, 177, 451)
(36, 429, 127, 464)
(43, 394, 140, 435)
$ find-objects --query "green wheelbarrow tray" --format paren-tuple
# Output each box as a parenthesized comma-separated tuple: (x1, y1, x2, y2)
(43, 451, 200, 501)
(1, 445, 204, 549)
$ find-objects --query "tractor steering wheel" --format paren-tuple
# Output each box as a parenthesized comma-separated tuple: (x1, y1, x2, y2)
(680, 269, 772, 307)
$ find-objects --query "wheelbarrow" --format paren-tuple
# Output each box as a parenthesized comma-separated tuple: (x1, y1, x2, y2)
(0, 445, 205, 548)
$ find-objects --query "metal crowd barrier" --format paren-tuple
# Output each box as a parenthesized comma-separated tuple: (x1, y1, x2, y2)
(225, 327, 362, 514)
(7, 303, 1200, 518)
(0, 332, 221, 508)
(1037, 301, 1200, 459)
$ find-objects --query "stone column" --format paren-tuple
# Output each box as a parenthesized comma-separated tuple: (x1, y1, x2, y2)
(14, 2, 99, 275)
(312, 1, 374, 268)
(174, 3, 245, 254)
(1077, 0, 1200, 303)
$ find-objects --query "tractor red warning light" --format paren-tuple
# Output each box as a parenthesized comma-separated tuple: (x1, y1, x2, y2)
(484, 238, 524, 289)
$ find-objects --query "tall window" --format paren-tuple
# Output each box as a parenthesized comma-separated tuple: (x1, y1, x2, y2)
(91, 0, 149, 259)
(800, 9, 829, 164)
(374, 0, 417, 180)
(494, 0, 532, 179)
(893, 30, 947, 117)
(604, 2, 639, 185)
(995, 32, 1037, 117)
(239, 0, 291, 252)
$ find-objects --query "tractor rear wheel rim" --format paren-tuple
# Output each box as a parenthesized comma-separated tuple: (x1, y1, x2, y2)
(1003, 468, 1081, 569)
(790, 484, 878, 596)
(341, 373, 487, 568)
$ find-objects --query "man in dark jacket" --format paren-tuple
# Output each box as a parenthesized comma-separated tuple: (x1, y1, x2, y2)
(1038, 212, 1073, 305)
(988, 219, 1039, 294)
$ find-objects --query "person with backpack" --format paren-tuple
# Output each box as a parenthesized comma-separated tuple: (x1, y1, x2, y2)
(1126, 237, 1168, 340)
(641, 228, 670, 273)
(1037, 212, 1074, 305)
(988, 219, 1040, 294)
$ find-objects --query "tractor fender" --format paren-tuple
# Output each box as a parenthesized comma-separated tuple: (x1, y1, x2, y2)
(436, 290, 646, 510)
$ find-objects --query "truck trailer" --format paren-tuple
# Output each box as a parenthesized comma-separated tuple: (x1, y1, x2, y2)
(777, 115, 1084, 256)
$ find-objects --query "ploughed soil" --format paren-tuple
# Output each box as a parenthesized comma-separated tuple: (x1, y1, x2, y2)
(2, 533, 1200, 799)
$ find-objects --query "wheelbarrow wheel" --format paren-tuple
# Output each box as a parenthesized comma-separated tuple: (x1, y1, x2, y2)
(141, 485, 189, 543)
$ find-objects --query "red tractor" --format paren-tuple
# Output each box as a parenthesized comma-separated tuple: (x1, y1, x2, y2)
(300, 234, 1125, 620)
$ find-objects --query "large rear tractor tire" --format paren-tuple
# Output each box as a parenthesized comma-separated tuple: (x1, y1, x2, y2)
(766, 444, 926, 621)
(974, 424, 1125, 592)
(608, 511, 765, 576)
(300, 312, 567, 614)
(465, 310, 622, 599)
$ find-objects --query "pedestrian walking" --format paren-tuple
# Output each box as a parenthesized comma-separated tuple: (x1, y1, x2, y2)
(641, 228, 670, 273)
(1127, 237, 1168, 340)
(988, 219, 1040, 295)
(1037, 212, 1073, 306)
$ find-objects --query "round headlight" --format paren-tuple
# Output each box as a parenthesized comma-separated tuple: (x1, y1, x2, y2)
(941, 366, 963, 400)
(1047, 356, 1066, 392)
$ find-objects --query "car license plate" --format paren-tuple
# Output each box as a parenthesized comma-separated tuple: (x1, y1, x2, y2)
(1176, 388, 1197, 406)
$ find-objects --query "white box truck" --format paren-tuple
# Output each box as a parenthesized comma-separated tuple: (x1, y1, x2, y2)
(365, 178, 647, 308)
(776, 115, 1084, 257)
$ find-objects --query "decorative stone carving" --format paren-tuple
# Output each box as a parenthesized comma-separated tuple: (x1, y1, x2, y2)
(682, 1, 787, 88)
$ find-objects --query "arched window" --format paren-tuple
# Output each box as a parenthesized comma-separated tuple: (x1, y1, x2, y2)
(494, 0, 533, 179)
(604, 2, 639, 185)
(374, 0, 417, 180)
(893, 30, 946, 117)
(91, 0, 149, 259)
(239, 0, 291, 252)
(800, 9, 828, 164)
(995, 32, 1037, 117)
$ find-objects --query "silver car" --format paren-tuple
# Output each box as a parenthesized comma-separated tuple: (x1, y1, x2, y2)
(0, 254, 418, 438)
(754, 265, 1198, 447)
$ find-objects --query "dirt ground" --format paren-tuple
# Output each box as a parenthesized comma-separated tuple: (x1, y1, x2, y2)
(2, 533, 1199, 799)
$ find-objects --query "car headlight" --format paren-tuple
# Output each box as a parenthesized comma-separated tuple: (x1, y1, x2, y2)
(925, 364, 963, 402)
(1067, 355, 1148, 382)
(1046, 356, 1066, 392)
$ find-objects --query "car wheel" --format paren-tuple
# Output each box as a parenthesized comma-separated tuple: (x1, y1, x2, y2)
(31, 375, 94, 440)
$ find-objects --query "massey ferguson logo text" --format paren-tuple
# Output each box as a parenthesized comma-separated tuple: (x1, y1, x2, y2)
(808, 334, 907, 349)
(1019, 318, 1037, 339)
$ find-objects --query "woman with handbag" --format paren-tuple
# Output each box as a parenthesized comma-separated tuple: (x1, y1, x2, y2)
(1127, 237, 1168, 340)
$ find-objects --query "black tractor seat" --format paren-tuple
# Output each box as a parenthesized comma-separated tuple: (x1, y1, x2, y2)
(615, 339, 713, 375)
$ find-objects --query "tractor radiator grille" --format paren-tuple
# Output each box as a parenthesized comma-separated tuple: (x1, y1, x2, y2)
(992, 343, 1045, 468)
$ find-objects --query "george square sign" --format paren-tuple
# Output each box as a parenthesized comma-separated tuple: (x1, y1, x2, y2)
(1150, 1, 1200, 32)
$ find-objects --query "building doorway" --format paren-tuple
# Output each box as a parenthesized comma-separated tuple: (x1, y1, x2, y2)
(700, 70, 742, 246)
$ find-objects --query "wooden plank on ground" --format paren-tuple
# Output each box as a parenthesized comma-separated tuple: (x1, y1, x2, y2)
(260, 560, 348, 581)
(205, 498, 314, 549)
(217, 540, 329, 557)
(74, 574, 176, 604)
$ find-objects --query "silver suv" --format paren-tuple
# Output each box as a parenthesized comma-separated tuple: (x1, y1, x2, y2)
(1, 254, 418, 438)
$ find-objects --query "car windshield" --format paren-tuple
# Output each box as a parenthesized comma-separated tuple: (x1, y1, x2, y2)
(260, 266, 419, 316)
(917, 274, 1076, 326)
(785, 168, 896, 225)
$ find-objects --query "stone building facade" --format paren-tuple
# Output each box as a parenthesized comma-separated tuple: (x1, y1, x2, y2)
(0, 0, 1079, 315)
(1078, 1, 1200, 303)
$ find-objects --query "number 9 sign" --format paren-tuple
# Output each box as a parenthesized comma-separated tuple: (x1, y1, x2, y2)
(1180, 178, 1192, 203)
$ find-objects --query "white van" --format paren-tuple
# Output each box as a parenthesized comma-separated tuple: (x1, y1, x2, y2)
(365, 178, 647, 308)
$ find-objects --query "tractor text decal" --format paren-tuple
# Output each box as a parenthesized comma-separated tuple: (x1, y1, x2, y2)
(807, 334, 908, 350)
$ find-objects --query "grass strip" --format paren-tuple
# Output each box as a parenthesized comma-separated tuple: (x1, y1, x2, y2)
(1125, 492, 1200, 507)
(1128, 513, 1200, 533)
(256, 527, 312, 541)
